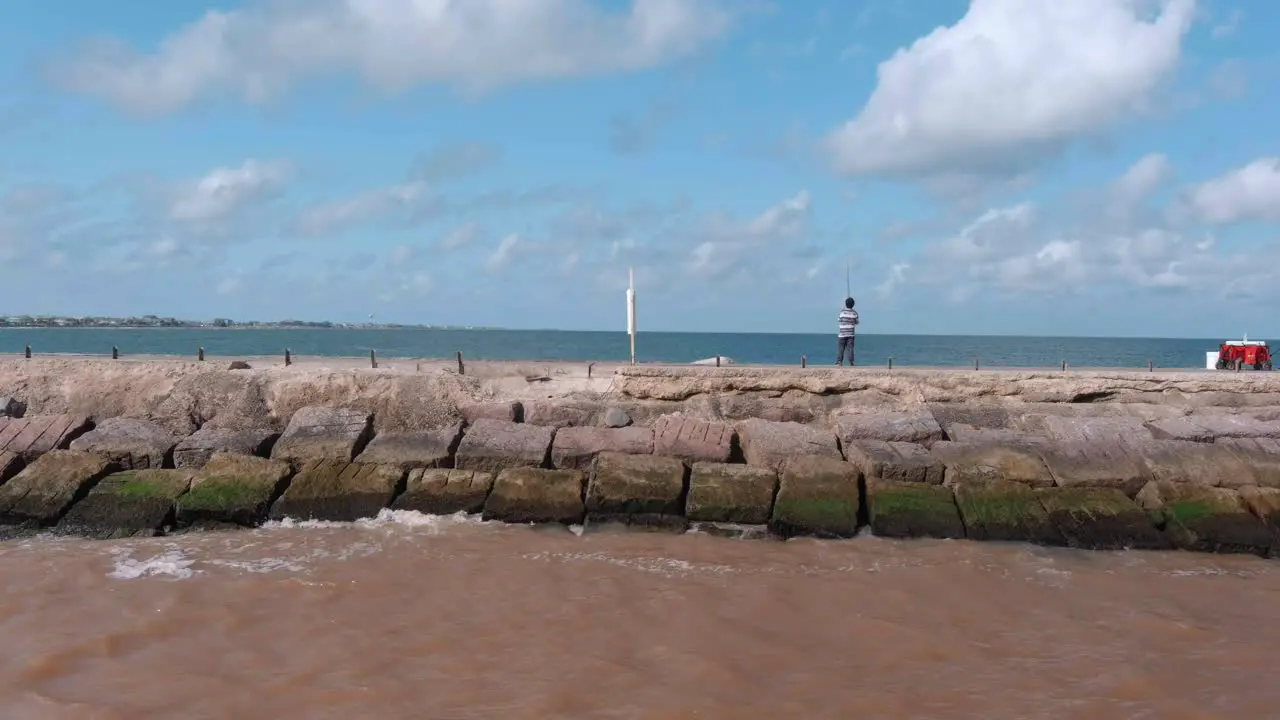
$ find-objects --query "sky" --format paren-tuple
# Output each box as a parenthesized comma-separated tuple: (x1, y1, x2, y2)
(1, 0, 1277, 338)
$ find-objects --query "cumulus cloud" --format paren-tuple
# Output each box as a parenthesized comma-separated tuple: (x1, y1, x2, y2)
(170, 159, 289, 223)
(826, 0, 1195, 177)
(55, 0, 730, 115)
(1186, 157, 1280, 224)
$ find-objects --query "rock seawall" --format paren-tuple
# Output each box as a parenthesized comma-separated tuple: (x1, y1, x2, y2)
(1, 358, 1280, 555)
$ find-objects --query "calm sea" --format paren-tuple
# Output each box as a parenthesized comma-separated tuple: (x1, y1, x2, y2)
(0, 327, 1234, 369)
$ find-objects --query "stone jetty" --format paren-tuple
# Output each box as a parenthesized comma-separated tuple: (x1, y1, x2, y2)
(0, 357, 1279, 556)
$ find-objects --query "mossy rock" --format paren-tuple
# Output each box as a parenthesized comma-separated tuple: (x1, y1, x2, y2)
(770, 455, 861, 538)
(177, 454, 294, 528)
(1035, 487, 1169, 551)
(1136, 480, 1273, 556)
(952, 480, 1065, 545)
(56, 469, 195, 540)
(483, 467, 586, 525)
(868, 480, 964, 539)
(686, 462, 778, 525)
(269, 459, 404, 523)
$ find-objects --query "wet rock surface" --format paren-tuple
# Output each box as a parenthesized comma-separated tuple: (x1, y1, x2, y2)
(1035, 487, 1169, 551)
(57, 469, 196, 539)
(770, 455, 861, 538)
(0, 451, 118, 527)
(455, 419, 554, 473)
(1217, 438, 1280, 488)
(686, 462, 778, 525)
(843, 440, 944, 485)
(353, 424, 464, 470)
(652, 415, 736, 464)
(586, 453, 686, 530)
(173, 427, 278, 468)
(551, 426, 654, 470)
(69, 417, 181, 470)
(932, 440, 1056, 489)
(483, 467, 586, 525)
(0, 414, 92, 461)
(1136, 480, 1274, 556)
(738, 419, 840, 473)
(867, 480, 965, 540)
(269, 459, 404, 522)
(1036, 441, 1149, 497)
(392, 468, 494, 516)
(271, 406, 373, 464)
(177, 454, 294, 528)
(1133, 440, 1258, 489)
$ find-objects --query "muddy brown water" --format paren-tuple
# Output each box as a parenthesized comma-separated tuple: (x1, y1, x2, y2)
(1, 514, 1277, 720)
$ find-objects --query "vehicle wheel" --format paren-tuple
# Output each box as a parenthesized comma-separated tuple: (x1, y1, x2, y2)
(1216, 359, 1228, 370)
(1255, 362, 1265, 371)
(1234, 359, 1243, 371)
(1267, 361, 1274, 371)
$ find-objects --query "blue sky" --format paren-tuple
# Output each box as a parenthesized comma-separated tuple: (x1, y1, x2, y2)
(1, 0, 1277, 337)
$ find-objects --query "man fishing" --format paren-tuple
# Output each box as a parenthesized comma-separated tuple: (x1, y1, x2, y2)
(836, 297, 859, 367)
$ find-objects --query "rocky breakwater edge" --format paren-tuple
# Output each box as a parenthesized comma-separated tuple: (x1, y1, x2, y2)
(2, 358, 1280, 556)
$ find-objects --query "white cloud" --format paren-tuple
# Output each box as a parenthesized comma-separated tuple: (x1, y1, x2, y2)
(688, 190, 813, 277)
(1187, 158, 1280, 224)
(170, 159, 289, 223)
(485, 233, 521, 273)
(1113, 153, 1173, 203)
(215, 275, 244, 296)
(295, 181, 434, 236)
(440, 223, 477, 251)
(57, 0, 730, 115)
(826, 0, 1195, 177)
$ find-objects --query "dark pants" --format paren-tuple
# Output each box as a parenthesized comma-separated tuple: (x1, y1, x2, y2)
(836, 336, 855, 366)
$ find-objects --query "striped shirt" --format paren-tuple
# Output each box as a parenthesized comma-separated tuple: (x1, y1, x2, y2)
(838, 308, 859, 338)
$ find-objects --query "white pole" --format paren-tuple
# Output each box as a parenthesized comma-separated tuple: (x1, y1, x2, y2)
(627, 268, 636, 366)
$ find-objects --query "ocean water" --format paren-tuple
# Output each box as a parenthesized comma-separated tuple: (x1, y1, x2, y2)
(0, 327, 1239, 369)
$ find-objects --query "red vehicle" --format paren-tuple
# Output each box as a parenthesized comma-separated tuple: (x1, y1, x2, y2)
(1215, 338, 1273, 371)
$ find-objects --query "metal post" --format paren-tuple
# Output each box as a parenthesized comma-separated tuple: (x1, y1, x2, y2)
(715, 355, 721, 367)
(1148, 360, 1153, 372)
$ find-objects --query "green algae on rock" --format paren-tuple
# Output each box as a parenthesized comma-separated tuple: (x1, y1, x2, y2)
(1035, 487, 1169, 551)
(770, 455, 861, 538)
(269, 459, 404, 523)
(867, 480, 964, 539)
(483, 467, 586, 525)
(1136, 480, 1274, 556)
(57, 469, 195, 539)
(686, 462, 777, 525)
(953, 480, 1065, 545)
(177, 454, 294, 528)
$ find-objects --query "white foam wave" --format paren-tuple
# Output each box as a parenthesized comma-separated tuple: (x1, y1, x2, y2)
(108, 549, 197, 580)
(522, 550, 739, 578)
(262, 509, 485, 533)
